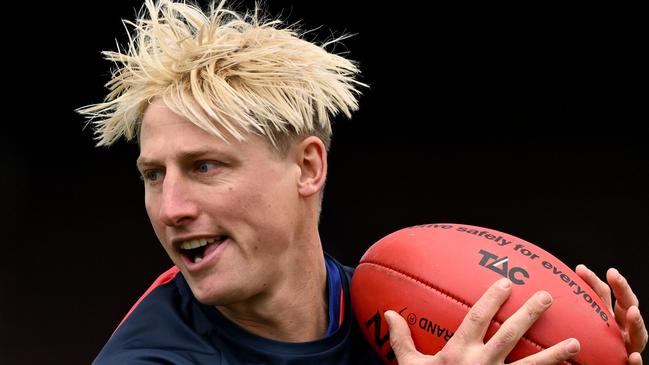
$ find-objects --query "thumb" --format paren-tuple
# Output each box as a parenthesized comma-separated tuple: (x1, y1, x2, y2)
(384, 310, 420, 361)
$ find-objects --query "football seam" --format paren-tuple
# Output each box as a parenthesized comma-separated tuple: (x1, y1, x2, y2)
(359, 260, 579, 365)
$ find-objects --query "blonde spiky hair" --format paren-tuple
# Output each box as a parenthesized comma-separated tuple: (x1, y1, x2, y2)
(77, 0, 365, 150)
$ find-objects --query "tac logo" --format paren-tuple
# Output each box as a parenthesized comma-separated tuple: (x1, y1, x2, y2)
(478, 249, 529, 285)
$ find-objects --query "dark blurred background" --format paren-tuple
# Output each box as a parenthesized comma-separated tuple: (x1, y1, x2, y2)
(2, 1, 647, 364)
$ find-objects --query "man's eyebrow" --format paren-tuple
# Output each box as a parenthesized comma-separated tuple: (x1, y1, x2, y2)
(135, 156, 156, 168)
(136, 149, 223, 168)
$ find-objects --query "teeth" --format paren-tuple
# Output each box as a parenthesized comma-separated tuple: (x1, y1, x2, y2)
(194, 256, 203, 263)
(179, 236, 227, 250)
(180, 238, 208, 250)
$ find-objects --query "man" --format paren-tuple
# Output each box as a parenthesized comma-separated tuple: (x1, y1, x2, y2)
(79, 1, 646, 364)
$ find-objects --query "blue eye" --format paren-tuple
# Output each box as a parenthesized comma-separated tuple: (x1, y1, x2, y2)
(141, 170, 163, 182)
(197, 161, 217, 173)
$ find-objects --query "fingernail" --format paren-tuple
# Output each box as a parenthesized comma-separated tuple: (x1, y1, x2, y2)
(383, 311, 393, 324)
(566, 339, 580, 354)
(498, 278, 511, 288)
(537, 291, 552, 305)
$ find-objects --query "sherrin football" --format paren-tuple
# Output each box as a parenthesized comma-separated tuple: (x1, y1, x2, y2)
(351, 223, 626, 365)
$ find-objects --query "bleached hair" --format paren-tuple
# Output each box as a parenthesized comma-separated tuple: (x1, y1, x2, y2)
(77, 0, 365, 151)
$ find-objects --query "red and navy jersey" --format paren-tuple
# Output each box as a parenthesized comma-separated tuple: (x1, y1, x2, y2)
(93, 255, 381, 365)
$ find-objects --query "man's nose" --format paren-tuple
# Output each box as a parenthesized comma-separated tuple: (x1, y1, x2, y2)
(158, 173, 199, 227)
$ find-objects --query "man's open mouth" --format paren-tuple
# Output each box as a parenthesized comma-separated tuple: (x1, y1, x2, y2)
(179, 236, 228, 263)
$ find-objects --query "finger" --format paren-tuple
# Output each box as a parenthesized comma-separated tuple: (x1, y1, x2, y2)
(576, 264, 612, 310)
(628, 352, 643, 365)
(607, 268, 640, 310)
(608, 268, 639, 329)
(450, 278, 512, 346)
(510, 338, 580, 365)
(384, 310, 421, 361)
(485, 291, 553, 359)
(626, 306, 648, 354)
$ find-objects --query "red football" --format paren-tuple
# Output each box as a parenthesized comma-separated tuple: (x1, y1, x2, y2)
(351, 223, 627, 365)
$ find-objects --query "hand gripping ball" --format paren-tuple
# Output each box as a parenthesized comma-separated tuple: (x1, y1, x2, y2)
(351, 223, 626, 365)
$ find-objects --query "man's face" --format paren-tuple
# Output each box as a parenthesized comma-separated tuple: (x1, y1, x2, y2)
(137, 99, 304, 305)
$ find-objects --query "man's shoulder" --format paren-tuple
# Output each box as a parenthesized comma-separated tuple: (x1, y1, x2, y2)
(341, 264, 355, 276)
(92, 268, 225, 365)
(327, 254, 355, 278)
(93, 261, 381, 365)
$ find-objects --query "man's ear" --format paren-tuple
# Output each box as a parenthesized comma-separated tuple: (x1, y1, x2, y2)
(295, 136, 327, 197)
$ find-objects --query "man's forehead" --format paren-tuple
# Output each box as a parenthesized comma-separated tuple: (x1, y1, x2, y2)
(139, 97, 288, 159)
(140, 97, 247, 144)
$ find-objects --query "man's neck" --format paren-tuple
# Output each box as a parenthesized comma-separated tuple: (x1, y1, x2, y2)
(216, 251, 329, 342)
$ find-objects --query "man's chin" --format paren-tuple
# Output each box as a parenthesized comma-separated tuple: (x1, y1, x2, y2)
(187, 281, 239, 306)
